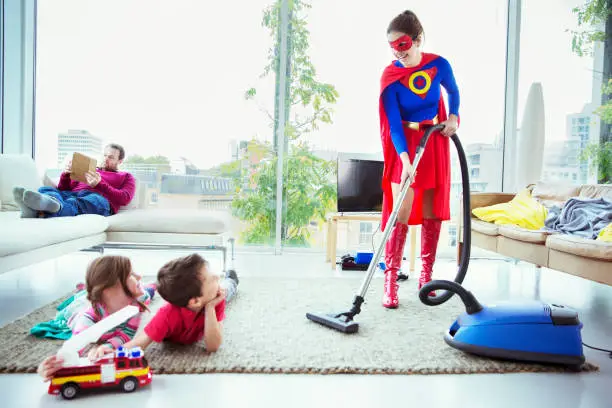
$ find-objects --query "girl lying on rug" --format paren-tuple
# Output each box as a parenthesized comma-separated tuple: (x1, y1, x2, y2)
(36, 255, 156, 381)
(37, 253, 239, 381)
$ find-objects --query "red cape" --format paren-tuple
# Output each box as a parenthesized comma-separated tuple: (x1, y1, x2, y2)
(379, 53, 452, 231)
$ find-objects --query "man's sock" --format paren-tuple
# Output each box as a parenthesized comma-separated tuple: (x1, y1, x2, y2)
(23, 190, 61, 213)
(12, 187, 37, 218)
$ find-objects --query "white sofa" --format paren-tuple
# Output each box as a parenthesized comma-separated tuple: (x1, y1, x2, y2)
(0, 154, 234, 274)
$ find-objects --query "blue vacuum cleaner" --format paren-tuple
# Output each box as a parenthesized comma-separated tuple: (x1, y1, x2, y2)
(307, 124, 600, 369)
(419, 280, 586, 369)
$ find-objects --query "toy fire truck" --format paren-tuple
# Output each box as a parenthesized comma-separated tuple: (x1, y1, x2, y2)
(47, 305, 153, 400)
(48, 346, 152, 399)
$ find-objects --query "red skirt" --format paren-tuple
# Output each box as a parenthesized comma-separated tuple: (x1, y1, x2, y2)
(385, 123, 451, 226)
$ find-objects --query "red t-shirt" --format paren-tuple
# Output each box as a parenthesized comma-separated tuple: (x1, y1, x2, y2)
(144, 300, 226, 345)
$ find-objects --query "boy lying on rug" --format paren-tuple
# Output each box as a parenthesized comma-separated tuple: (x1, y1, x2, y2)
(37, 253, 239, 381)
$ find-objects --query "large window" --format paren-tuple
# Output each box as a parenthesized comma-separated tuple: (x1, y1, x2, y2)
(518, 0, 608, 186)
(35, 0, 278, 246)
(31, 1, 606, 257)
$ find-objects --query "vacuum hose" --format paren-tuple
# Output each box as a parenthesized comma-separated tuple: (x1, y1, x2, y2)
(419, 280, 483, 314)
(304, 124, 476, 334)
(417, 127, 472, 306)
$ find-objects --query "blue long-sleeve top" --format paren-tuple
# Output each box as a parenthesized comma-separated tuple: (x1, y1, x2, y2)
(382, 56, 460, 155)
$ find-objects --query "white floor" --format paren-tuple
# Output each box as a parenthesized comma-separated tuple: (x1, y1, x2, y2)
(0, 249, 611, 408)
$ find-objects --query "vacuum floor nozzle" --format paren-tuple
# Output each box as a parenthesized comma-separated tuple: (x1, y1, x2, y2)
(306, 312, 359, 334)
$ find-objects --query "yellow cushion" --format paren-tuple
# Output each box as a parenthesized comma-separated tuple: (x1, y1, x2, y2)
(472, 189, 548, 230)
(597, 223, 612, 242)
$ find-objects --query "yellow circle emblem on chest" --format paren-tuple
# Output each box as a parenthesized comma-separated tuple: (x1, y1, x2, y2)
(408, 71, 431, 95)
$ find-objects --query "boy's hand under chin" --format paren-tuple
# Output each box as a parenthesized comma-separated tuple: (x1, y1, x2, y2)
(202, 287, 225, 352)
(206, 288, 226, 310)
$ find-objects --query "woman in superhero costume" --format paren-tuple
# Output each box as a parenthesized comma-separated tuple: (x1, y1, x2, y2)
(379, 10, 460, 308)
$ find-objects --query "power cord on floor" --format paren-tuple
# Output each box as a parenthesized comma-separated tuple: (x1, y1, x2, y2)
(582, 342, 612, 359)
(371, 221, 380, 255)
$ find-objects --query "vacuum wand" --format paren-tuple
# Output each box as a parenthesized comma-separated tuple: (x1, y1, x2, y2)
(355, 124, 445, 299)
(306, 125, 445, 334)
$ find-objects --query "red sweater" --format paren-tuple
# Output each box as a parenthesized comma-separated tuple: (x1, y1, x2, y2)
(57, 169, 136, 214)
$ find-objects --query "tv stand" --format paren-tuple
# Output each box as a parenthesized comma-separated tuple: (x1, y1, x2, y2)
(325, 212, 417, 271)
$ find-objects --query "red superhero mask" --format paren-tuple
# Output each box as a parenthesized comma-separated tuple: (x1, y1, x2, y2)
(389, 35, 413, 52)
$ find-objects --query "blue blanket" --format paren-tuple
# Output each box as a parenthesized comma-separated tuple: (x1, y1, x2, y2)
(544, 197, 612, 239)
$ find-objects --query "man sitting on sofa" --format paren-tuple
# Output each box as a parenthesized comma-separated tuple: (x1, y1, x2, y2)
(12, 143, 135, 218)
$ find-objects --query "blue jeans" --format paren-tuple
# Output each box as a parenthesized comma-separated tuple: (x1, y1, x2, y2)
(221, 277, 238, 304)
(38, 187, 111, 217)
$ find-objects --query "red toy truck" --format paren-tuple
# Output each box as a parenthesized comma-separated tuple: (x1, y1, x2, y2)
(48, 346, 152, 400)
(46, 305, 153, 400)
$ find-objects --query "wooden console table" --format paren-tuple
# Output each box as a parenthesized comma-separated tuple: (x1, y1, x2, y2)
(325, 213, 417, 271)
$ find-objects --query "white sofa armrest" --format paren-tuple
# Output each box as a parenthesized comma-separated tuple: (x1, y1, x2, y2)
(137, 183, 148, 209)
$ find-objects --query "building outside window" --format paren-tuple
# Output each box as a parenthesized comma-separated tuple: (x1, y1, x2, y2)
(359, 222, 374, 246)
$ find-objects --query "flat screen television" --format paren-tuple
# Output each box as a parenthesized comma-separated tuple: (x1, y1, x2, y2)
(337, 156, 384, 213)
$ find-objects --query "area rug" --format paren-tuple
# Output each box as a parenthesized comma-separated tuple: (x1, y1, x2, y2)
(0, 277, 598, 375)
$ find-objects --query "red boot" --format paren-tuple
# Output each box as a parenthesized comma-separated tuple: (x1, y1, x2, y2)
(383, 222, 409, 308)
(419, 218, 442, 297)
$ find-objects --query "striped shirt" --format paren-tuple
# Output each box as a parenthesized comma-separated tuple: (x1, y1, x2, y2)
(71, 303, 141, 349)
(68, 288, 151, 351)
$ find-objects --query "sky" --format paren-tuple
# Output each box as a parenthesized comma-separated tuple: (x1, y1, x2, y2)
(35, 0, 600, 170)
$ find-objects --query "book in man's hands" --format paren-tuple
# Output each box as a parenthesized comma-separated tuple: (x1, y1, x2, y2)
(70, 152, 98, 183)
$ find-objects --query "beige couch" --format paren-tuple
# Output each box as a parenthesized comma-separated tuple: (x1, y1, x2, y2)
(0, 154, 234, 274)
(458, 181, 612, 286)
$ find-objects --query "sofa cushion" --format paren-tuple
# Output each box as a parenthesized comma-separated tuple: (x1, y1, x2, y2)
(579, 184, 612, 201)
(471, 219, 499, 236)
(498, 225, 549, 244)
(545, 234, 612, 261)
(107, 209, 229, 234)
(0, 154, 42, 211)
(0, 213, 109, 257)
(0, 211, 20, 224)
(117, 177, 142, 211)
(531, 181, 581, 208)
